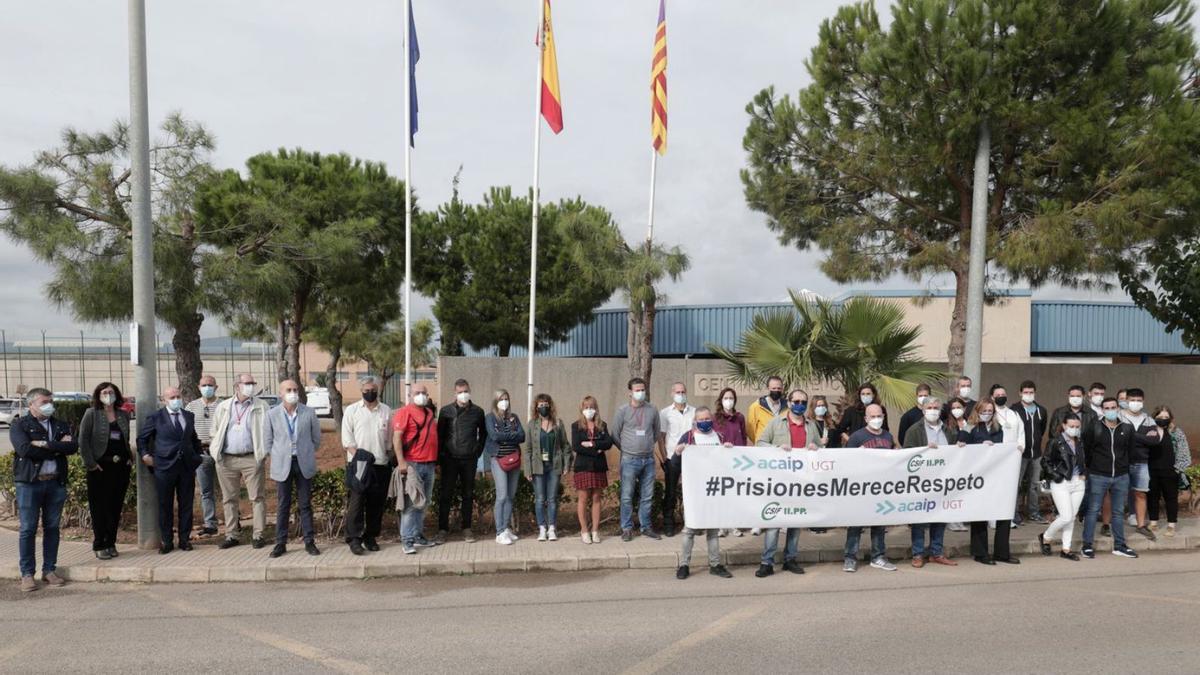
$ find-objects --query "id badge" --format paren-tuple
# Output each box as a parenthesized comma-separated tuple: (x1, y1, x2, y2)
(635, 429, 647, 437)
(232, 423, 244, 435)
(541, 451, 550, 463)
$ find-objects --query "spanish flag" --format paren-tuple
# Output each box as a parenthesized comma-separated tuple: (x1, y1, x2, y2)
(539, 0, 564, 134)
(651, 0, 667, 154)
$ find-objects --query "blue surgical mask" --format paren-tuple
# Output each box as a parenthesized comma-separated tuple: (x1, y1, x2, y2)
(696, 420, 714, 433)
(167, 398, 183, 412)
(1103, 410, 1119, 422)
(200, 385, 216, 399)
(790, 402, 807, 416)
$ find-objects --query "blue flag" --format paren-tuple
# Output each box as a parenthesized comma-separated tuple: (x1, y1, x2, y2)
(407, 4, 420, 146)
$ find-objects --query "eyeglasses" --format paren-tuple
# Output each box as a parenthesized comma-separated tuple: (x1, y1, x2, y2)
(790, 399, 807, 405)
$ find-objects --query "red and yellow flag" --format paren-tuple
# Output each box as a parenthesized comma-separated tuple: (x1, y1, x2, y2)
(651, 0, 668, 154)
(539, 0, 564, 134)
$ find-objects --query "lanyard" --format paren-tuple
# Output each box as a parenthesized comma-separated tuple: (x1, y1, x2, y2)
(285, 411, 298, 440)
(233, 399, 251, 426)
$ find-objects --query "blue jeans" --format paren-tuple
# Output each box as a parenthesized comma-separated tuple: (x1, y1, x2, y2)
(16, 480, 68, 577)
(532, 463, 561, 529)
(620, 455, 656, 532)
(400, 461, 436, 545)
(761, 528, 800, 565)
(910, 523, 946, 558)
(1084, 473, 1129, 548)
(197, 452, 218, 529)
(490, 458, 521, 533)
(844, 526, 886, 561)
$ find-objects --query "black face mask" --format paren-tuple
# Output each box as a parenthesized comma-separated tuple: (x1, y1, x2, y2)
(768, 391, 783, 401)
(362, 391, 378, 403)
(1156, 418, 1170, 428)
(994, 396, 1008, 407)
(538, 405, 551, 418)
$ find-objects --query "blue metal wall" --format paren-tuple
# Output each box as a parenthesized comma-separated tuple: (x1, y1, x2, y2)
(1030, 301, 1194, 355)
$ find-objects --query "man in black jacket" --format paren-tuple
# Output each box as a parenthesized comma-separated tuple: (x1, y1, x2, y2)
(436, 379, 486, 543)
(896, 383, 933, 451)
(9, 388, 78, 592)
(137, 386, 203, 554)
(1081, 398, 1138, 559)
(1013, 380, 1048, 525)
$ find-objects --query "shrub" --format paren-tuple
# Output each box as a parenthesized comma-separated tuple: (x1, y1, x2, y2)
(310, 466, 347, 539)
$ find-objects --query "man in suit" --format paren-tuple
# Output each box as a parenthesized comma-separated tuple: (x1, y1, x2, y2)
(137, 386, 203, 554)
(1014, 380, 1049, 525)
(209, 372, 271, 549)
(265, 379, 322, 558)
(9, 388, 78, 592)
(903, 396, 963, 569)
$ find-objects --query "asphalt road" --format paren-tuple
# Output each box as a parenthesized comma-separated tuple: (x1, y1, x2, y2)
(4, 549, 1198, 674)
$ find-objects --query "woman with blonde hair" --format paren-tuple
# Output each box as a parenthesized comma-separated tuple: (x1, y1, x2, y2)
(965, 398, 1019, 566)
(484, 389, 525, 545)
(571, 395, 613, 544)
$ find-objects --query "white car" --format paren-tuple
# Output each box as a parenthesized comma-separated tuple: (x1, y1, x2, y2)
(0, 398, 22, 427)
(305, 387, 332, 418)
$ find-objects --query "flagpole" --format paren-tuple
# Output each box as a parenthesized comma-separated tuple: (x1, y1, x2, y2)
(646, 150, 657, 243)
(527, 0, 546, 417)
(403, 0, 413, 401)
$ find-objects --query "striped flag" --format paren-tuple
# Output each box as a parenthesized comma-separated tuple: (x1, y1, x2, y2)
(539, 0, 564, 134)
(651, 0, 667, 154)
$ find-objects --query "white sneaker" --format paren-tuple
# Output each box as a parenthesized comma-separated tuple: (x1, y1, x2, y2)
(1127, 514, 1138, 527)
(734, 529, 745, 537)
(537, 526, 548, 542)
(547, 526, 558, 541)
(495, 532, 514, 545)
(581, 532, 592, 544)
(751, 528, 762, 536)
(506, 528, 520, 542)
(718, 529, 729, 538)
(948, 522, 968, 532)
(591, 531, 601, 544)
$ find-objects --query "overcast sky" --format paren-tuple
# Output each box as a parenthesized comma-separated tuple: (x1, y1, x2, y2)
(0, 0, 1165, 343)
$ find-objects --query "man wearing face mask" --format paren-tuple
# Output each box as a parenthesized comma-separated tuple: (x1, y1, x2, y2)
(1081, 398, 1138, 559)
(1049, 385, 1098, 438)
(208, 373, 271, 550)
(1121, 388, 1163, 541)
(341, 376, 393, 555)
(746, 376, 787, 444)
(185, 374, 221, 536)
(755, 389, 821, 577)
(10, 388, 78, 592)
(435, 379, 487, 544)
(1013, 381, 1048, 525)
(943, 375, 977, 419)
(658, 382, 695, 537)
(897, 383, 933, 451)
(1087, 383, 1107, 418)
(137, 386, 203, 554)
(903, 397, 962, 568)
(394, 383, 441, 554)
(265, 380, 322, 558)
(612, 377, 662, 541)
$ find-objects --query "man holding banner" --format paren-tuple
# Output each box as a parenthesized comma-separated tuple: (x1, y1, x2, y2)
(903, 397, 962, 568)
(842, 404, 897, 573)
(753, 389, 820, 578)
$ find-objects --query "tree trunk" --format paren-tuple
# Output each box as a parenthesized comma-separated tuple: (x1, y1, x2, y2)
(627, 292, 656, 393)
(325, 342, 344, 428)
(947, 266, 968, 384)
(275, 316, 290, 384)
(172, 312, 204, 401)
(287, 287, 311, 402)
(498, 343, 511, 358)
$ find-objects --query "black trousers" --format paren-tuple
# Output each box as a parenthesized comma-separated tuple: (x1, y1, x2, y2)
(276, 458, 315, 545)
(86, 462, 130, 551)
(1147, 473, 1179, 523)
(662, 454, 682, 527)
(970, 520, 1011, 560)
(154, 462, 194, 545)
(438, 456, 477, 531)
(345, 464, 391, 543)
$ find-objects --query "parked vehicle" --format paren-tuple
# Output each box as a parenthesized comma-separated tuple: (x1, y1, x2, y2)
(0, 398, 22, 427)
(305, 387, 332, 417)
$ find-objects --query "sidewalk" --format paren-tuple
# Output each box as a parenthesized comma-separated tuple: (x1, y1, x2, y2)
(3, 520, 1197, 583)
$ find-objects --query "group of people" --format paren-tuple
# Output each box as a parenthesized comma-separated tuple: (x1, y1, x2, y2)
(7, 371, 1191, 592)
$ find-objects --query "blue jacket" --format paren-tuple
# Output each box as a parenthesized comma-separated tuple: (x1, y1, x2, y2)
(137, 408, 203, 472)
(9, 413, 78, 485)
(483, 412, 525, 458)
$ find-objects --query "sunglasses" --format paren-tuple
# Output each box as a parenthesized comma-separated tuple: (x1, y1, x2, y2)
(790, 399, 808, 405)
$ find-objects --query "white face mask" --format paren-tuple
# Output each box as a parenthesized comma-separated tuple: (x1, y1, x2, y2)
(959, 386, 972, 398)
(979, 412, 994, 422)
(860, 394, 874, 405)
(100, 393, 116, 407)
(456, 391, 471, 404)
(1068, 396, 1084, 408)
(866, 417, 884, 430)
(632, 390, 646, 402)
(240, 384, 255, 398)
(814, 406, 828, 417)
(1090, 394, 1104, 406)
(37, 402, 55, 417)
(916, 395, 928, 406)
(1021, 393, 1035, 404)
(1066, 427, 1081, 438)
(673, 393, 687, 406)
(582, 408, 597, 420)
(721, 398, 735, 411)
(497, 399, 510, 412)
(1127, 401, 1144, 414)
(951, 408, 965, 419)
(923, 409, 941, 424)
(283, 392, 299, 405)
(413, 393, 428, 407)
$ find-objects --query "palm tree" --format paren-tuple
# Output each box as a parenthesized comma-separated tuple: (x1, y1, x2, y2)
(709, 291, 944, 413)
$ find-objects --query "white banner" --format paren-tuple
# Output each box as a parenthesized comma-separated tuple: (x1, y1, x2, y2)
(681, 444, 1022, 529)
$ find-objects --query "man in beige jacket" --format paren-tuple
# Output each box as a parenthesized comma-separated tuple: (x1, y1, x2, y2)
(209, 372, 270, 549)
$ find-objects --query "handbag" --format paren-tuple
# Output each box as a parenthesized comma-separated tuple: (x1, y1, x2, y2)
(498, 451, 521, 472)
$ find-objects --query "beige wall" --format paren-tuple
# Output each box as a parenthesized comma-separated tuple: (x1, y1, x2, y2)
(878, 295, 1031, 363)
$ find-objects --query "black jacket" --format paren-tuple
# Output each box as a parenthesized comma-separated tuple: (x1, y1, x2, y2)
(965, 424, 1004, 445)
(835, 404, 889, 441)
(1148, 425, 1177, 476)
(571, 421, 613, 473)
(437, 402, 486, 460)
(136, 408, 203, 472)
(1014, 404, 1048, 459)
(1041, 435, 1085, 483)
(1083, 419, 1133, 478)
(1048, 405, 1098, 443)
(896, 407, 923, 450)
(1126, 416, 1165, 464)
(9, 413, 79, 485)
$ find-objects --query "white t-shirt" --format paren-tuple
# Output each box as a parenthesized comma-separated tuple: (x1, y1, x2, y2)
(660, 404, 696, 459)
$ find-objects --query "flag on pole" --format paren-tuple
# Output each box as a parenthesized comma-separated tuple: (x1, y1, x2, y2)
(651, 0, 667, 154)
(408, 4, 420, 146)
(538, 0, 564, 134)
